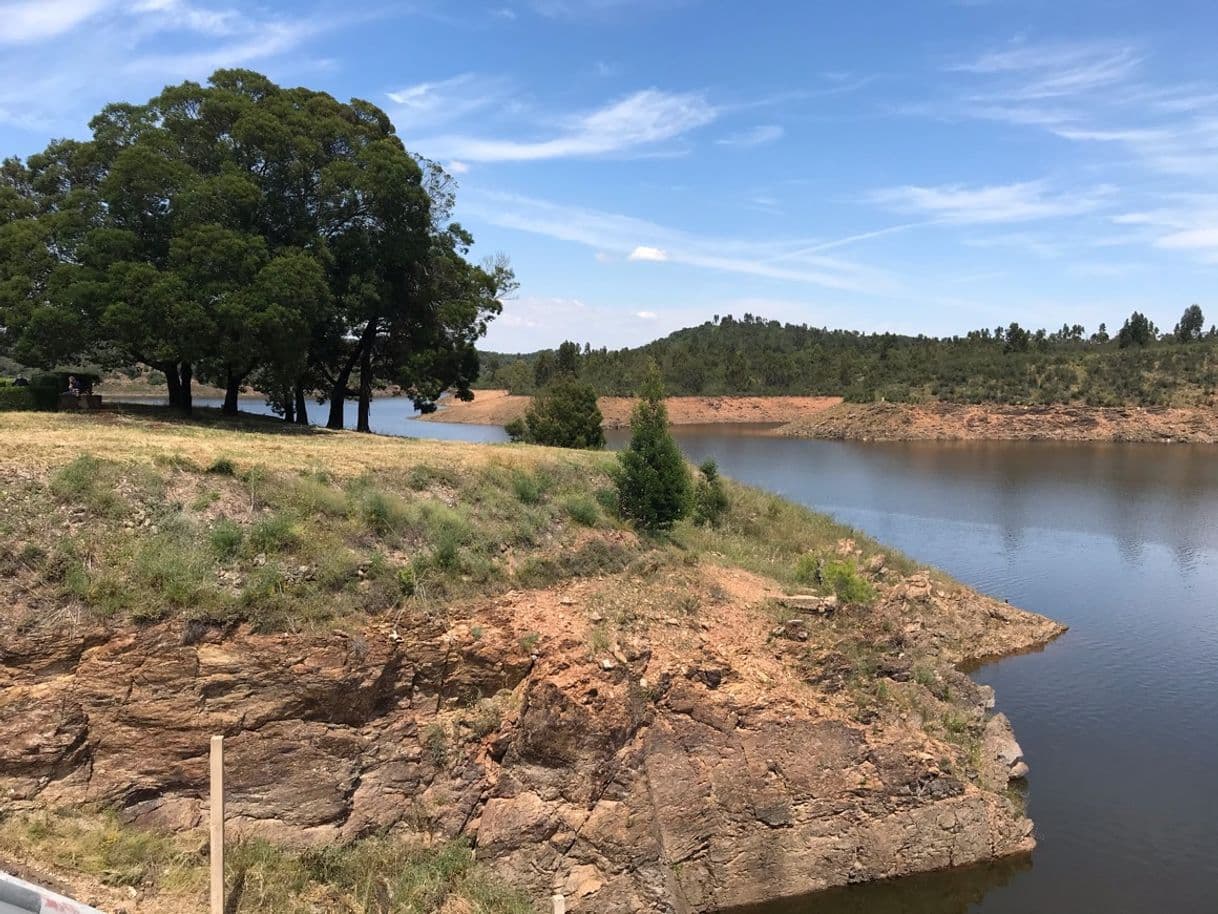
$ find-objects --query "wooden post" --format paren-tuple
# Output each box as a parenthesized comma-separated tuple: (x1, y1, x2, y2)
(210, 735, 224, 914)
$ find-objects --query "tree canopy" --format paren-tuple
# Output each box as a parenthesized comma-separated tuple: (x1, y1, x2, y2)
(0, 70, 512, 427)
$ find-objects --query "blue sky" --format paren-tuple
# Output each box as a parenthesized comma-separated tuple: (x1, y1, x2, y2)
(2, 0, 1217, 351)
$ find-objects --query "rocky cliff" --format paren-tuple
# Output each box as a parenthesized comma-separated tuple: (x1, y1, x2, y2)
(1, 561, 1061, 913)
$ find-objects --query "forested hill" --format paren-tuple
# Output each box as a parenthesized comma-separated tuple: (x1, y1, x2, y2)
(479, 310, 1218, 408)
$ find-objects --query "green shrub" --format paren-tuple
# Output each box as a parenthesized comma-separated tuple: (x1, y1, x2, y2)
(49, 456, 124, 516)
(794, 553, 820, 585)
(615, 368, 690, 532)
(206, 457, 237, 476)
(354, 486, 413, 536)
(507, 375, 605, 449)
(563, 494, 601, 527)
(132, 532, 215, 614)
(0, 386, 37, 411)
(692, 459, 729, 527)
(209, 520, 243, 559)
(248, 513, 297, 553)
(823, 559, 875, 604)
(510, 469, 547, 505)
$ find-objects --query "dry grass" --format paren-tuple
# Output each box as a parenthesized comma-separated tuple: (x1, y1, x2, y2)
(0, 409, 919, 635)
(0, 408, 564, 479)
(0, 808, 534, 914)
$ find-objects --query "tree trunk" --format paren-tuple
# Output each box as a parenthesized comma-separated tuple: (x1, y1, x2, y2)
(164, 362, 182, 408)
(222, 371, 241, 416)
(294, 382, 309, 426)
(327, 320, 377, 430)
(179, 362, 193, 414)
(283, 388, 296, 424)
(357, 341, 373, 433)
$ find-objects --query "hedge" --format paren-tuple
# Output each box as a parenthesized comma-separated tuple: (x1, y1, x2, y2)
(0, 386, 38, 411)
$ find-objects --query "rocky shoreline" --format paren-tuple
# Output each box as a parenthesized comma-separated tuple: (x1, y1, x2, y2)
(0, 561, 1063, 913)
(777, 401, 1218, 443)
(0, 413, 1066, 913)
(424, 389, 842, 428)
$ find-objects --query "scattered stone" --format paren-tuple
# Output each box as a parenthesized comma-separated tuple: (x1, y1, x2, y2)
(777, 594, 836, 615)
(772, 619, 810, 642)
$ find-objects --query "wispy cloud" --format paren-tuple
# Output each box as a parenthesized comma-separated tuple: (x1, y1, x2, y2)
(931, 38, 1218, 178)
(528, 0, 690, 19)
(0, 0, 113, 44)
(716, 124, 783, 147)
(459, 189, 898, 294)
(387, 73, 512, 131)
(0, 1, 339, 131)
(948, 40, 1142, 100)
(416, 88, 717, 162)
(870, 179, 1112, 224)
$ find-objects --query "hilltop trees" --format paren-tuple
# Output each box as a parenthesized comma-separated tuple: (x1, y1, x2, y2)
(1118, 312, 1157, 348)
(0, 70, 510, 424)
(480, 309, 1218, 408)
(1175, 305, 1205, 343)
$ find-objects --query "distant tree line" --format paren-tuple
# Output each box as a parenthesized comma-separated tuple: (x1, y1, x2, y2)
(481, 308, 1218, 408)
(0, 70, 512, 428)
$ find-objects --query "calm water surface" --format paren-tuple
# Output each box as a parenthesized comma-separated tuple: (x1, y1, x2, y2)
(642, 426, 1218, 914)
(121, 399, 1218, 913)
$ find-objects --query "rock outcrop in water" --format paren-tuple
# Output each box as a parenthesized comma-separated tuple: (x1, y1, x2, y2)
(0, 559, 1063, 913)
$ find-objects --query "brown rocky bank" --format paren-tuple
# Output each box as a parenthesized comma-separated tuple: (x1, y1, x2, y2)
(779, 401, 1218, 443)
(1, 558, 1063, 913)
(425, 389, 843, 429)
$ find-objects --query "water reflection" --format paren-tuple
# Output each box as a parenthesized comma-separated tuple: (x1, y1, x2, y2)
(725, 856, 1032, 914)
(653, 426, 1218, 914)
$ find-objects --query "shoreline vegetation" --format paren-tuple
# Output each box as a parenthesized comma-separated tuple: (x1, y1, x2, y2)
(0, 410, 1063, 913)
(427, 389, 1218, 443)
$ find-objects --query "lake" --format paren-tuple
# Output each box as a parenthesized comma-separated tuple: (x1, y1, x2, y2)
(127, 397, 1218, 913)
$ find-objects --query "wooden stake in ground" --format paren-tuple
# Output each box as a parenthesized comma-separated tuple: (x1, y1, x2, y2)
(210, 735, 224, 914)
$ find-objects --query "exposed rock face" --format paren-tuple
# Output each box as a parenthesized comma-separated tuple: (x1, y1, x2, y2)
(780, 401, 1218, 443)
(0, 569, 1063, 912)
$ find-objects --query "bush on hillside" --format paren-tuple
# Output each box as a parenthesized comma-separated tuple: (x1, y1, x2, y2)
(692, 459, 729, 527)
(615, 368, 690, 531)
(505, 375, 605, 449)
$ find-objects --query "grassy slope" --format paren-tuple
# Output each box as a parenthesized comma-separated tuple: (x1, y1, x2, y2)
(0, 407, 900, 635)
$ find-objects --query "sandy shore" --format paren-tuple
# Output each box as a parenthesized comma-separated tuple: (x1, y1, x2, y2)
(779, 401, 1218, 443)
(424, 389, 843, 428)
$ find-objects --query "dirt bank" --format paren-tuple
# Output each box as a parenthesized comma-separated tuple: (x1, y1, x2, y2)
(0, 413, 1064, 913)
(425, 389, 843, 428)
(779, 401, 1218, 443)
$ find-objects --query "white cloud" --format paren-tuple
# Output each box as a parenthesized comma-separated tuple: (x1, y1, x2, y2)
(529, 0, 687, 18)
(949, 41, 1142, 100)
(447, 160, 470, 175)
(459, 189, 897, 294)
(0, 1, 338, 129)
(1156, 227, 1218, 251)
(387, 73, 510, 131)
(635, 310, 658, 319)
(0, 0, 113, 44)
(929, 39, 1218, 179)
(628, 245, 668, 262)
(870, 180, 1111, 224)
(416, 88, 717, 162)
(716, 124, 783, 147)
